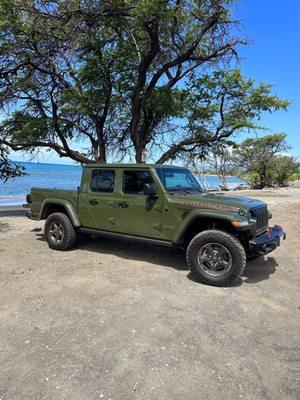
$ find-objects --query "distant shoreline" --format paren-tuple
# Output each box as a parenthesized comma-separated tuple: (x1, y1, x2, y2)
(0, 195, 26, 207)
(0, 204, 25, 216)
(12, 160, 81, 167)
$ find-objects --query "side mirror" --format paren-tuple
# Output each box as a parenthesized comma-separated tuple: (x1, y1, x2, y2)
(144, 183, 157, 197)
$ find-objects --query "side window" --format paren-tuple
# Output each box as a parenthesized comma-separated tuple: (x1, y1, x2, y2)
(90, 169, 115, 193)
(123, 170, 153, 195)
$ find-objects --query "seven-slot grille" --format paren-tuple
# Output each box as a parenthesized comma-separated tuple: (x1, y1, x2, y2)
(250, 205, 268, 231)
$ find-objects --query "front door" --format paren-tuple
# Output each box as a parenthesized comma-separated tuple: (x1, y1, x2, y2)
(78, 168, 117, 231)
(116, 169, 163, 237)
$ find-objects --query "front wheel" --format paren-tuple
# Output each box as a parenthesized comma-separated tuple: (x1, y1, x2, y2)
(186, 230, 246, 286)
(45, 212, 77, 251)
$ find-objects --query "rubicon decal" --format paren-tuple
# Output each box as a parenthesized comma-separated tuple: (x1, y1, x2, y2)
(175, 200, 240, 213)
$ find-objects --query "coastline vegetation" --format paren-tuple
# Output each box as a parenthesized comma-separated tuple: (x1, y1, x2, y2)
(193, 134, 298, 189)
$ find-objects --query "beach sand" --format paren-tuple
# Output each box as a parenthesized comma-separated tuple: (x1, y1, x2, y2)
(0, 186, 299, 399)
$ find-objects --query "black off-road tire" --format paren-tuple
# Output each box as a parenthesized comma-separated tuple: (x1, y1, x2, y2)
(186, 230, 246, 286)
(45, 212, 77, 251)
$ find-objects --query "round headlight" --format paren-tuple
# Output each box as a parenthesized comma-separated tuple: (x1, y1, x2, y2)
(239, 208, 247, 216)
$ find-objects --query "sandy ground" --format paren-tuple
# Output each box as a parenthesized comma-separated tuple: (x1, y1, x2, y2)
(0, 187, 299, 400)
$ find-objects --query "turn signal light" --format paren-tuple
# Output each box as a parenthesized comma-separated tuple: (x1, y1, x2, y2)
(231, 220, 249, 228)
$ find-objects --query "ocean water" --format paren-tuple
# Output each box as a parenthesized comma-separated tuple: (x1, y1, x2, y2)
(0, 161, 246, 206)
(0, 162, 82, 206)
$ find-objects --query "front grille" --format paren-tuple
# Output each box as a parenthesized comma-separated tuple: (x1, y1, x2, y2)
(250, 205, 268, 231)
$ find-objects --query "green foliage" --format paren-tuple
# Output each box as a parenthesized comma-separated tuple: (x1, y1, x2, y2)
(290, 163, 300, 181)
(181, 69, 289, 168)
(233, 134, 292, 188)
(0, 145, 25, 181)
(268, 156, 298, 186)
(2, 113, 49, 142)
(187, 69, 289, 140)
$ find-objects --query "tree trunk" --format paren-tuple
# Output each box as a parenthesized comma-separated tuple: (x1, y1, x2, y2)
(259, 170, 269, 188)
(94, 119, 107, 163)
(219, 174, 228, 189)
(135, 145, 143, 163)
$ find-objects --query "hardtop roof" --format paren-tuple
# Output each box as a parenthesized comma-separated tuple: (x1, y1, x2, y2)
(83, 163, 187, 169)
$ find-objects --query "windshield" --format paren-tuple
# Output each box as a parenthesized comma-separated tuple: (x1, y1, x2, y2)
(156, 167, 202, 192)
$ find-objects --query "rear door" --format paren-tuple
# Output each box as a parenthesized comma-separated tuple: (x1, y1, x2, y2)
(78, 168, 117, 231)
(115, 168, 163, 237)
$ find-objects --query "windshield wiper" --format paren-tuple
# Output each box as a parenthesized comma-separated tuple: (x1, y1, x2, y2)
(189, 188, 203, 193)
(167, 188, 193, 195)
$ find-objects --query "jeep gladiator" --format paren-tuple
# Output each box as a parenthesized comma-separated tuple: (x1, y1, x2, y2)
(24, 164, 286, 286)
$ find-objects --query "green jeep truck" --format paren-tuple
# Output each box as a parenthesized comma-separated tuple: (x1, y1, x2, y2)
(24, 164, 286, 286)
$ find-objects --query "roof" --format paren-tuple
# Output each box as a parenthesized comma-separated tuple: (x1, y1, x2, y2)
(83, 163, 187, 169)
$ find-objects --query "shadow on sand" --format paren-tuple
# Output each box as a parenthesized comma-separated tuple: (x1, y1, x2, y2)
(35, 232, 278, 285)
(243, 256, 278, 284)
(0, 209, 26, 217)
(0, 221, 10, 233)
(0, 209, 26, 233)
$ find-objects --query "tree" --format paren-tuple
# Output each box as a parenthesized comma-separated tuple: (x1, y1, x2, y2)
(206, 141, 235, 189)
(179, 69, 288, 177)
(0, 144, 25, 181)
(0, 1, 290, 168)
(233, 133, 290, 188)
(0, 0, 130, 164)
(268, 155, 298, 187)
(158, 69, 289, 164)
(184, 140, 235, 189)
(0, 0, 248, 165)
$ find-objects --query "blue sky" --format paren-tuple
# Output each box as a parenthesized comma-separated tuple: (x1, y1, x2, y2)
(11, 0, 300, 164)
(233, 0, 300, 157)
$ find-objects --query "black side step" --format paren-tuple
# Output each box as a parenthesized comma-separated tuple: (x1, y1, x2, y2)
(78, 227, 173, 247)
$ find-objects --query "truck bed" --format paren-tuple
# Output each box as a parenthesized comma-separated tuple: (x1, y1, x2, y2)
(30, 188, 79, 216)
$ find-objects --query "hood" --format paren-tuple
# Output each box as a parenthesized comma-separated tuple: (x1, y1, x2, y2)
(167, 191, 266, 212)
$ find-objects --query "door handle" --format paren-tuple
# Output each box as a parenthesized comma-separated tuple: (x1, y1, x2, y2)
(118, 200, 129, 208)
(89, 199, 98, 206)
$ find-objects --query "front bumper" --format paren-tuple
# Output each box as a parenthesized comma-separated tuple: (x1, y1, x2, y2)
(248, 225, 286, 256)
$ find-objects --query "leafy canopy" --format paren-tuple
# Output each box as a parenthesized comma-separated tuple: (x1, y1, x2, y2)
(233, 133, 291, 188)
(170, 69, 289, 165)
(0, 0, 289, 171)
(0, 144, 25, 181)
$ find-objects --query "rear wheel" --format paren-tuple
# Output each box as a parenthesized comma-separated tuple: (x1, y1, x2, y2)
(186, 230, 246, 286)
(45, 212, 77, 251)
